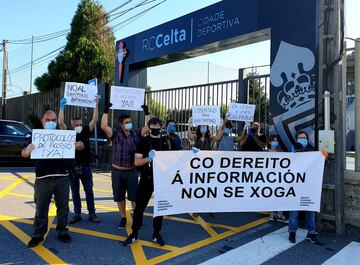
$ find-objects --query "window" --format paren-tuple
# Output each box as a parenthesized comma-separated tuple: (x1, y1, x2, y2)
(2, 123, 29, 136)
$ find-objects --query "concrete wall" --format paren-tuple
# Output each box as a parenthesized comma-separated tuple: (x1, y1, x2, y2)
(345, 170, 360, 227)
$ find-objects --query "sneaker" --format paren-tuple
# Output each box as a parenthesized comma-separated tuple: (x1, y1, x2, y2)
(278, 216, 289, 223)
(123, 233, 138, 246)
(289, 232, 296, 243)
(306, 233, 319, 243)
(58, 233, 72, 243)
(118, 217, 127, 229)
(27, 237, 44, 248)
(89, 214, 100, 223)
(68, 215, 82, 224)
(152, 233, 165, 246)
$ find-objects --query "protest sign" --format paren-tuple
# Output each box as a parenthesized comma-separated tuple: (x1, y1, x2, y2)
(110, 86, 145, 111)
(31, 129, 76, 159)
(64, 82, 97, 108)
(153, 151, 325, 217)
(192, 105, 221, 126)
(228, 103, 256, 122)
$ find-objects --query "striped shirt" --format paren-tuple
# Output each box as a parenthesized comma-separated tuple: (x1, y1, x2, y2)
(111, 128, 141, 168)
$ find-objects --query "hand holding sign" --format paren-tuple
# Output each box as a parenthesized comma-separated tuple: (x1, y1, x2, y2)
(228, 103, 256, 122)
(110, 86, 145, 111)
(192, 105, 221, 126)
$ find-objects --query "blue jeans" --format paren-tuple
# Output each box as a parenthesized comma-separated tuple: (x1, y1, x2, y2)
(288, 211, 316, 234)
(70, 165, 95, 216)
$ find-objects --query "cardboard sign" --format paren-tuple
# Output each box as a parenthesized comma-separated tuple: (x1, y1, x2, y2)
(31, 129, 76, 159)
(192, 105, 221, 126)
(64, 82, 97, 108)
(110, 86, 145, 111)
(228, 103, 256, 122)
(153, 151, 325, 217)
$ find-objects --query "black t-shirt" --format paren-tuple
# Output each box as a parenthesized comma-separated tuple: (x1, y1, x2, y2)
(75, 125, 92, 165)
(135, 136, 170, 178)
(242, 134, 267, 151)
(35, 159, 73, 178)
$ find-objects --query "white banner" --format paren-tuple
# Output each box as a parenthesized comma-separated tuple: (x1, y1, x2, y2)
(64, 82, 97, 108)
(31, 129, 76, 159)
(192, 105, 221, 126)
(153, 151, 325, 217)
(228, 103, 256, 122)
(110, 86, 145, 111)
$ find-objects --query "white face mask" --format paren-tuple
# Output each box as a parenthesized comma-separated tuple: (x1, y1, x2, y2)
(74, 126, 83, 134)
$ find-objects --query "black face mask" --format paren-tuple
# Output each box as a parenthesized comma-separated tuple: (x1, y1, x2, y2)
(150, 128, 161, 138)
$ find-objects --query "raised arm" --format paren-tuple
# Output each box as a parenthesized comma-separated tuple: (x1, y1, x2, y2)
(187, 117, 196, 142)
(58, 98, 67, 130)
(89, 96, 99, 132)
(101, 103, 113, 138)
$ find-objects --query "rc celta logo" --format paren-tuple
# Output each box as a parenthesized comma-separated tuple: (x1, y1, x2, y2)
(142, 28, 186, 52)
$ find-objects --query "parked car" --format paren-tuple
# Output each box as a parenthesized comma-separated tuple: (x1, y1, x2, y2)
(0, 119, 33, 164)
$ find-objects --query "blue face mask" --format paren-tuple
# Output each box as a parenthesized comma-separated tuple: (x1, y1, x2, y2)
(44, 121, 57, 130)
(200, 127, 207, 135)
(167, 124, 176, 134)
(271, 141, 279, 148)
(224, 128, 231, 135)
(124, 123, 133, 131)
(298, 139, 308, 148)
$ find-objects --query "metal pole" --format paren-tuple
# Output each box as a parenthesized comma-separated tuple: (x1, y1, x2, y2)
(324, 91, 331, 130)
(355, 38, 360, 171)
(207, 61, 210, 84)
(29, 35, 34, 94)
(2, 40, 8, 119)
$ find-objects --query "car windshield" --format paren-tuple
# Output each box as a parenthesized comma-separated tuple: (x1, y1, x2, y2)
(3, 124, 29, 136)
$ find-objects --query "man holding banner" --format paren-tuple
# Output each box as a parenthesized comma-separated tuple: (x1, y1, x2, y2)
(288, 130, 319, 244)
(58, 97, 101, 224)
(21, 110, 75, 248)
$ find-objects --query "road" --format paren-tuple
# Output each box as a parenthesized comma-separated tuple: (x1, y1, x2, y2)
(0, 167, 359, 265)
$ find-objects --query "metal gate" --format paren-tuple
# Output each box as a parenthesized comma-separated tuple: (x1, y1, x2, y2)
(145, 70, 270, 143)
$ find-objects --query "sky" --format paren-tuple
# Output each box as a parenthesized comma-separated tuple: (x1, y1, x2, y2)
(0, 0, 359, 97)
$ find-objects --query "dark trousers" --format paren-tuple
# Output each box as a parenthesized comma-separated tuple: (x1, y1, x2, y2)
(70, 166, 95, 215)
(132, 176, 163, 235)
(33, 176, 69, 238)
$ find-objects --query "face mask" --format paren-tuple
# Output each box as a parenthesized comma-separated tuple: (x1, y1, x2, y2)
(298, 139, 308, 148)
(124, 123, 133, 131)
(224, 128, 231, 135)
(200, 127, 207, 135)
(167, 125, 176, 134)
(74, 126, 83, 134)
(271, 141, 279, 148)
(44, 121, 57, 130)
(150, 128, 161, 138)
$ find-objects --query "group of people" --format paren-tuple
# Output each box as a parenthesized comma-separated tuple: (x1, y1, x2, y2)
(21, 99, 319, 248)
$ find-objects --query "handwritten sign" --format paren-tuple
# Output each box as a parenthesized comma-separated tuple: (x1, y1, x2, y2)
(110, 86, 145, 111)
(228, 103, 256, 122)
(192, 105, 221, 126)
(64, 82, 97, 108)
(31, 130, 76, 159)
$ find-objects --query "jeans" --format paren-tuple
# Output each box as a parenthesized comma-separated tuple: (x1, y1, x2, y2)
(33, 176, 69, 237)
(288, 211, 316, 234)
(70, 165, 95, 216)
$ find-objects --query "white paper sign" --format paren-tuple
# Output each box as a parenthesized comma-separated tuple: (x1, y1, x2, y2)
(228, 103, 256, 122)
(31, 129, 76, 159)
(64, 82, 98, 108)
(153, 151, 325, 217)
(192, 105, 221, 126)
(110, 86, 145, 111)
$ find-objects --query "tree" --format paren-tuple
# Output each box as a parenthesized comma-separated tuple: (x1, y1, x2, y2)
(145, 85, 168, 121)
(247, 72, 269, 125)
(35, 0, 115, 92)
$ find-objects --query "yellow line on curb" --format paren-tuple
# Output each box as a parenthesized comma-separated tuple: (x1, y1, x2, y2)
(0, 176, 19, 181)
(92, 177, 111, 183)
(0, 176, 29, 199)
(191, 214, 218, 237)
(147, 217, 269, 265)
(44, 204, 57, 241)
(7, 192, 33, 199)
(0, 218, 67, 264)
